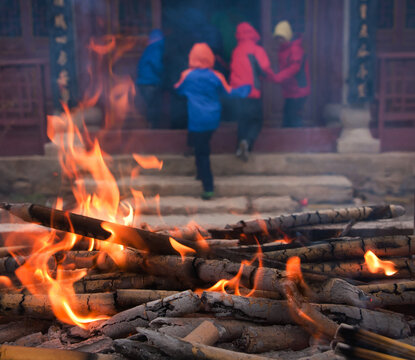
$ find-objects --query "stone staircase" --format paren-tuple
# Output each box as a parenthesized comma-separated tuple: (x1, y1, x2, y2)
(63, 154, 355, 228)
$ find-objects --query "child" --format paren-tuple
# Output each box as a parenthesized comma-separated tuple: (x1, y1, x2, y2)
(175, 43, 250, 200)
(136, 29, 164, 128)
(230, 22, 275, 161)
(271, 21, 310, 127)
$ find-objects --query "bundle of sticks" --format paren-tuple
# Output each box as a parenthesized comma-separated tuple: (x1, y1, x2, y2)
(0, 202, 414, 360)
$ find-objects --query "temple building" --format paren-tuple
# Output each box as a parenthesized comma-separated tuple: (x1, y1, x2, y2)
(0, 0, 414, 155)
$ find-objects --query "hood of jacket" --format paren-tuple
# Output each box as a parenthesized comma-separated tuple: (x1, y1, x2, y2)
(188, 42, 215, 69)
(235, 22, 260, 43)
(148, 29, 164, 45)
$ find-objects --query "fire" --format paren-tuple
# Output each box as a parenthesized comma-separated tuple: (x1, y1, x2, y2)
(133, 154, 163, 170)
(200, 240, 263, 296)
(364, 250, 397, 276)
(169, 237, 196, 261)
(4, 35, 163, 328)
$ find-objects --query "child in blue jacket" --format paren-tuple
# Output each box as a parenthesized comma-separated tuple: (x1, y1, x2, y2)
(175, 43, 250, 200)
(136, 29, 164, 128)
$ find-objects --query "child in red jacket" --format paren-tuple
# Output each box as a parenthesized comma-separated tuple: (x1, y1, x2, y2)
(272, 21, 311, 127)
(230, 22, 275, 161)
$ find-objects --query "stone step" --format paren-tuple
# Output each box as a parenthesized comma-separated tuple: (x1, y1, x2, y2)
(126, 195, 298, 216)
(77, 175, 353, 204)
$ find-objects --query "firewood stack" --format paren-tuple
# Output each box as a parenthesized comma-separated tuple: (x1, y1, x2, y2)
(0, 202, 414, 360)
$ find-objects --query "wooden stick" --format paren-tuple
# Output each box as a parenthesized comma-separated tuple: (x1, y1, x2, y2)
(265, 235, 415, 263)
(136, 327, 274, 360)
(116, 289, 178, 308)
(300, 257, 413, 279)
(235, 324, 309, 353)
(96, 250, 288, 296)
(283, 280, 339, 339)
(315, 303, 410, 339)
(0, 246, 30, 258)
(150, 317, 254, 342)
(201, 291, 295, 325)
(0, 202, 205, 255)
(201, 291, 410, 339)
(0, 319, 49, 343)
(289, 220, 414, 243)
(183, 320, 220, 345)
(336, 323, 415, 359)
(334, 342, 406, 360)
(0, 293, 117, 318)
(311, 278, 371, 307)
(98, 290, 201, 339)
(209, 205, 406, 240)
(358, 280, 415, 306)
(0, 345, 121, 360)
(113, 339, 170, 360)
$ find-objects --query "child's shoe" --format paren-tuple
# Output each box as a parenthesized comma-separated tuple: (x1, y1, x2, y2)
(201, 191, 214, 200)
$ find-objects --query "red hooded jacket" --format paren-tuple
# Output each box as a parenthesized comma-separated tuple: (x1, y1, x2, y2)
(273, 36, 311, 99)
(230, 23, 272, 99)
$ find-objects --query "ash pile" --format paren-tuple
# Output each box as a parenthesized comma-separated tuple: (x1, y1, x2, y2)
(0, 202, 414, 360)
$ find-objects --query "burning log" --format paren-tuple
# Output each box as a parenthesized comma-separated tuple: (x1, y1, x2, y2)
(358, 280, 415, 307)
(0, 246, 30, 257)
(98, 290, 201, 339)
(136, 327, 275, 360)
(96, 250, 288, 295)
(0, 202, 205, 255)
(0, 345, 122, 360)
(283, 280, 339, 339)
(300, 257, 412, 279)
(0, 293, 117, 318)
(335, 323, 415, 359)
(235, 325, 309, 353)
(75, 272, 186, 293)
(210, 205, 406, 241)
(265, 235, 415, 263)
(0, 255, 27, 274)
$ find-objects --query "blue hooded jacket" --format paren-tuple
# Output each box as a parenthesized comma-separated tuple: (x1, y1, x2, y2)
(136, 29, 164, 85)
(174, 43, 250, 132)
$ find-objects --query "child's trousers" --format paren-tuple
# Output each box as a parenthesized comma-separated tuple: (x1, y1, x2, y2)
(189, 131, 214, 192)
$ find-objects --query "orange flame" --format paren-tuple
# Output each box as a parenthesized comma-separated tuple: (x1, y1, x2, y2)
(133, 154, 163, 170)
(4, 34, 162, 328)
(169, 237, 196, 261)
(201, 240, 263, 296)
(364, 250, 397, 276)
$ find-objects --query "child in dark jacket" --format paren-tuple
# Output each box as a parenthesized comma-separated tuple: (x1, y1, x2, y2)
(136, 29, 164, 128)
(175, 43, 250, 200)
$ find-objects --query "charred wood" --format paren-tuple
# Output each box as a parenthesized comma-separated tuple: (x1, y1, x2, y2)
(209, 205, 406, 242)
(0, 202, 205, 255)
(0, 344, 122, 360)
(265, 235, 415, 263)
(235, 325, 309, 353)
(98, 290, 201, 339)
(358, 280, 415, 306)
(136, 327, 275, 360)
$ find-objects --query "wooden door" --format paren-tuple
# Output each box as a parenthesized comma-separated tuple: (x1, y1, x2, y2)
(0, 0, 51, 155)
(376, 0, 415, 52)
